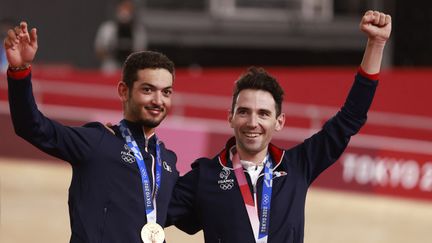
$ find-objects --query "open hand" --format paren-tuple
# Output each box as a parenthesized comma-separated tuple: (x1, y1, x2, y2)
(3, 21, 38, 68)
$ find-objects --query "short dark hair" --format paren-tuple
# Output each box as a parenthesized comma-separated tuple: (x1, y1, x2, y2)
(122, 51, 175, 89)
(231, 67, 284, 116)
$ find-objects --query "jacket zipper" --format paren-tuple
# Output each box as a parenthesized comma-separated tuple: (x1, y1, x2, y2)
(145, 135, 157, 202)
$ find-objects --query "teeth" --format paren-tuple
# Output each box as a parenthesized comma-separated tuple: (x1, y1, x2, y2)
(147, 107, 162, 111)
(244, 133, 260, 138)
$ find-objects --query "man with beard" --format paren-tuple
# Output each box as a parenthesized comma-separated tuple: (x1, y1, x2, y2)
(168, 10, 392, 243)
(4, 21, 177, 243)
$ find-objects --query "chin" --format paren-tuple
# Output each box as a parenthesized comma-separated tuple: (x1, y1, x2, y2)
(242, 145, 261, 153)
(142, 117, 166, 128)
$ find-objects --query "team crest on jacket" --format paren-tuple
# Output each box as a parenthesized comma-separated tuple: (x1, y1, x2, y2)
(163, 161, 172, 172)
(218, 167, 234, 190)
(121, 144, 136, 164)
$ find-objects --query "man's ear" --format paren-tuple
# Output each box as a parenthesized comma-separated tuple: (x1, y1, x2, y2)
(117, 81, 129, 102)
(228, 110, 234, 128)
(275, 113, 286, 131)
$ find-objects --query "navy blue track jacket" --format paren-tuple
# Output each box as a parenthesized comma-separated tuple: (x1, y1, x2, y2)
(168, 73, 378, 243)
(8, 72, 179, 243)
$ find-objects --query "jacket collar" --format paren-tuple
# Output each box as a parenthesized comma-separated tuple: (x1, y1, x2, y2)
(116, 119, 158, 151)
(218, 137, 285, 170)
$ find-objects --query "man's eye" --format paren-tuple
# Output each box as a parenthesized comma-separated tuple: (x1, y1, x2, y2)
(142, 87, 152, 93)
(163, 89, 172, 96)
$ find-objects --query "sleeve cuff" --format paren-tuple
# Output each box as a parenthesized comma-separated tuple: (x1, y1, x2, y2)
(358, 66, 379, 81)
(7, 65, 32, 80)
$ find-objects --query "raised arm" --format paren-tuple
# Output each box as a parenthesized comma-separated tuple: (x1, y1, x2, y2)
(4, 21, 102, 165)
(298, 11, 391, 183)
(3, 21, 38, 69)
(359, 10, 392, 74)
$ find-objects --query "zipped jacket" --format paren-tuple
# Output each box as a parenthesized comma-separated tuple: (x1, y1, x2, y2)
(168, 72, 378, 243)
(8, 72, 179, 243)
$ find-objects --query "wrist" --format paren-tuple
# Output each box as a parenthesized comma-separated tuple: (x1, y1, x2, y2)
(358, 66, 379, 80)
(367, 38, 387, 48)
(8, 63, 32, 72)
(7, 64, 32, 80)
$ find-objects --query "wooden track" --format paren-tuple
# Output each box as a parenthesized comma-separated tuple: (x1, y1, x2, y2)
(1, 157, 432, 243)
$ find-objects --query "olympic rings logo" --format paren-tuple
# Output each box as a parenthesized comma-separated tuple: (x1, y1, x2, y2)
(121, 154, 136, 164)
(219, 182, 234, 190)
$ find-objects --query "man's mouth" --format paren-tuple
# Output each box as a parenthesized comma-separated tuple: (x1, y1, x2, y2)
(243, 132, 261, 138)
(146, 106, 164, 114)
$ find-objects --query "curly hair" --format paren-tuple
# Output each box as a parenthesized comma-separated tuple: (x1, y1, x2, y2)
(121, 51, 175, 89)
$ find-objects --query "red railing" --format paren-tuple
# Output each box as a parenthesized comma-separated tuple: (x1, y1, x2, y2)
(1, 66, 431, 201)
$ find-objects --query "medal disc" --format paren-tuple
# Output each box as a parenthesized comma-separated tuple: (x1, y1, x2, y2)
(141, 222, 165, 243)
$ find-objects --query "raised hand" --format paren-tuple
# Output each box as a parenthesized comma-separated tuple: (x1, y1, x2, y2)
(359, 11, 392, 75)
(360, 10, 392, 44)
(3, 21, 38, 68)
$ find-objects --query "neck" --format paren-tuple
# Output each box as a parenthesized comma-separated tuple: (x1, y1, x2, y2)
(142, 126, 155, 139)
(235, 146, 267, 165)
(122, 118, 155, 138)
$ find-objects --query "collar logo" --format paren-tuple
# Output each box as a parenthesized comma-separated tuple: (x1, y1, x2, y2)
(163, 161, 172, 173)
(218, 167, 234, 190)
(121, 144, 136, 164)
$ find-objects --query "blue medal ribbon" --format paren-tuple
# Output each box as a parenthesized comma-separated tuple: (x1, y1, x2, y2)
(258, 157, 273, 241)
(119, 120, 162, 223)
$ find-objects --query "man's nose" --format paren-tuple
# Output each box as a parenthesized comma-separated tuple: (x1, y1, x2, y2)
(246, 113, 258, 127)
(152, 91, 163, 106)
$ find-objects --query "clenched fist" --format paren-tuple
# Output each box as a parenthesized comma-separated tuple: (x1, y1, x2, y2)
(360, 10, 391, 44)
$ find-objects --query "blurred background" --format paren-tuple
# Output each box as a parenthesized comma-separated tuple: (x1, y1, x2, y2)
(1, 0, 432, 242)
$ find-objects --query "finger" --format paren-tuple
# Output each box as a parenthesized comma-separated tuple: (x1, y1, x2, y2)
(7, 29, 18, 45)
(20, 21, 28, 34)
(372, 11, 380, 25)
(14, 26, 22, 36)
(17, 22, 30, 43)
(364, 10, 374, 16)
(5, 31, 17, 50)
(3, 38, 14, 49)
(29, 28, 38, 48)
(385, 14, 392, 26)
(361, 10, 375, 25)
(378, 13, 386, 26)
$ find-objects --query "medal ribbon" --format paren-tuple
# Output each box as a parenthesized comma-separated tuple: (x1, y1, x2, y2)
(232, 151, 273, 243)
(120, 120, 162, 223)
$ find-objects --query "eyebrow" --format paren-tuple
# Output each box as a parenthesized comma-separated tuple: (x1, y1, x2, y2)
(236, 106, 250, 111)
(258, 108, 273, 114)
(139, 83, 173, 90)
(236, 106, 273, 114)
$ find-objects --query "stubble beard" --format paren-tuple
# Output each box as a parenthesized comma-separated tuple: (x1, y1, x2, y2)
(139, 117, 163, 129)
(125, 99, 168, 129)
(137, 111, 167, 129)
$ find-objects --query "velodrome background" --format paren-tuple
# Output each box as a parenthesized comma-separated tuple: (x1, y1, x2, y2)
(1, 66, 432, 242)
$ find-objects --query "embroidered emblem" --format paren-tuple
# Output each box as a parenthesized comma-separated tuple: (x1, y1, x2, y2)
(163, 161, 172, 173)
(273, 171, 287, 178)
(218, 167, 234, 190)
(121, 144, 136, 164)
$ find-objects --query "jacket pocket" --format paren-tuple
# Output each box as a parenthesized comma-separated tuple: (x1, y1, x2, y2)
(99, 202, 110, 243)
(286, 228, 295, 243)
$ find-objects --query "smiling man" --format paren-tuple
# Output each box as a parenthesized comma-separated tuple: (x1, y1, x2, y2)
(4, 22, 178, 243)
(168, 10, 392, 243)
